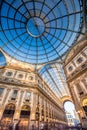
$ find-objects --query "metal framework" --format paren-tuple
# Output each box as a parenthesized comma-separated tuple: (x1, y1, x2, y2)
(0, 0, 85, 99)
(39, 63, 70, 98)
(0, 0, 84, 64)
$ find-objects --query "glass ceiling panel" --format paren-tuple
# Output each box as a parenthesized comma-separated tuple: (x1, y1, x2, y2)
(39, 63, 70, 98)
(0, 51, 6, 67)
(0, 0, 83, 64)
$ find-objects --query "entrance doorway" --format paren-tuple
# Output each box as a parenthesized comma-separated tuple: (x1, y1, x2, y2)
(64, 101, 80, 127)
(19, 105, 30, 130)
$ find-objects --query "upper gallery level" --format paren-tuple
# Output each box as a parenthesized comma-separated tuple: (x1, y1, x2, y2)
(64, 38, 87, 81)
(0, 66, 62, 108)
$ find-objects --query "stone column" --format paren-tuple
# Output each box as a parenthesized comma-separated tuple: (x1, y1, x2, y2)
(39, 96, 42, 122)
(30, 92, 37, 130)
(44, 100, 46, 122)
(4, 88, 13, 106)
(71, 85, 81, 118)
(20, 91, 26, 107)
(13, 90, 26, 129)
(0, 88, 7, 106)
(40, 97, 43, 122)
(48, 104, 50, 122)
(0, 88, 8, 119)
(30, 92, 36, 120)
(0, 88, 13, 120)
(73, 84, 80, 102)
(13, 90, 24, 121)
(16, 90, 22, 107)
(72, 84, 86, 122)
(46, 102, 49, 122)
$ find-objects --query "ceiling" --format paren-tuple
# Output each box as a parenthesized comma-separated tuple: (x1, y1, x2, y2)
(39, 63, 70, 99)
(0, 0, 84, 64)
(0, 0, 85, 100)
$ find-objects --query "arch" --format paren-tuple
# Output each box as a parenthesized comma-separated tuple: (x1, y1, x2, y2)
(80, 96, 87, 106)
(82, 98, 87, 106)
(0, 51, 6, 68)
(61, 96, 73, 104)
(20, 105, 30, 117)
(21, 105, 30, 111)
(5, 103, 15, 109)
(3, 103, 15, 117)
(63, 101, 80, 126)
(1, 103, 15, 129)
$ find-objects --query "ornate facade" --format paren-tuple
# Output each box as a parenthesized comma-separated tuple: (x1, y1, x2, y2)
(0, 64, 67, 130)
(0, 0, 87, 129)
(64, 36, 87, 128)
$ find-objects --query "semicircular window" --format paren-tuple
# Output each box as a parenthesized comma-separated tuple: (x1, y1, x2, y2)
(0, 51, 6, 67)
(0, 0, 83, 64)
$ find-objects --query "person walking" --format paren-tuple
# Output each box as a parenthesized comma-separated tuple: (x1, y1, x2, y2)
(32, 124, 35, 130)
(15, 120, 20, 130)
(9, 122, 14, 130)
(40, 123, 44, 130)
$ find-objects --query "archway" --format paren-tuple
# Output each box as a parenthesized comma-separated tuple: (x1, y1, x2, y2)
(19, 105, 31, 130)
(0, 103, 15, 130)
(64, 101, 80, 126)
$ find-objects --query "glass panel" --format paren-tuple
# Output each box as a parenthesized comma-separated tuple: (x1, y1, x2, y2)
(0, 88, 4, 96)
(39, 63, 70, 98)
(0, 0, 83, 64)
(0, 52, 6, 67)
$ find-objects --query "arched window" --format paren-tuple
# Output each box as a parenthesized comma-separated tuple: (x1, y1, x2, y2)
(20, 105, 30, 117)
(3, 103, 15, 117)
(0, 51, 6, 67)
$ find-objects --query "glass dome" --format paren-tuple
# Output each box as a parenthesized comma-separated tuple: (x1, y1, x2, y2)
(0, 0, 83, 64)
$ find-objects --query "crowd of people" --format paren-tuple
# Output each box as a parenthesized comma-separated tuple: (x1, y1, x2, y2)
(8, 120, 20, 130)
